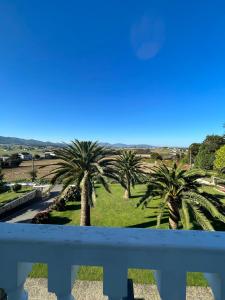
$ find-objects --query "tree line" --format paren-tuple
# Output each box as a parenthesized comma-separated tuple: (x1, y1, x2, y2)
(50, 140, 225, 230)
(189, 134, 225, 172)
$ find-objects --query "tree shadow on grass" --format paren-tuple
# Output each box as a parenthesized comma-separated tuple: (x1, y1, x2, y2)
(126, 215, 168, 229)
(65, 203, 81, 211)
(130, 194, 145, 199)
(48, 216, 71, 225)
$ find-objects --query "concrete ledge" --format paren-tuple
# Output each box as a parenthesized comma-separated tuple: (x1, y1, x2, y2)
(24, 279, 214, 300)
(0, 190, 39, 216)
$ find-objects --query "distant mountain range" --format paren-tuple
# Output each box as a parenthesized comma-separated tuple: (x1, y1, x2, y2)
(100, 143, 154, 149)
(0, 136, 155, 148)
(0, 136, 63, 147)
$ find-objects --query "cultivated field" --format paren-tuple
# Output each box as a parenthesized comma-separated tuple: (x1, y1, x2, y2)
(2, 159, 60, 182)
(2, 158, 155, 182)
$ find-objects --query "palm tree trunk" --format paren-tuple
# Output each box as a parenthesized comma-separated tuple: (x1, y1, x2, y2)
(124, 179, 131, 199)
(80, 172, 91, 226)
(168, 200, 179, 229)
(124, 188, 130, 199)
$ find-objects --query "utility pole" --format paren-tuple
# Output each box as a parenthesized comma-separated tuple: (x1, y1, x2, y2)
(32, 155, 35, 182)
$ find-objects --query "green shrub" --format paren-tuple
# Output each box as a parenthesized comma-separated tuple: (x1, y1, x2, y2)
(195, 135, 225, 170)
(64, 186, 81, 202)
(195, 145, 215, 170)
(12, 183, 22, 192)
(214, 145, 225, 171)
(150, 152, 162, 161)
(32, 210, 50, 224)
(51, 197, 66, 211)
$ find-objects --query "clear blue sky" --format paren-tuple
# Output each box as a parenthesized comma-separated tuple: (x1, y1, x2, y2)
(0, 1, 224, 147)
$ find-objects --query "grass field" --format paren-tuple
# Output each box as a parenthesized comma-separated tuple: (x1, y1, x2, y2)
(0, 187, 33, 206)
(2, 159, 60, 182)
(30, 184, 225, 285)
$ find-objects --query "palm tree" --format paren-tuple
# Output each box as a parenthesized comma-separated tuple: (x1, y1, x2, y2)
(138, 163, 225, 230)
(114, 150, 146, 199)
(50, 140, 115, 226)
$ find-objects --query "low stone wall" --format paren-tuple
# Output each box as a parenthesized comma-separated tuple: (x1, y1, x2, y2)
(0, 190, 40, 216)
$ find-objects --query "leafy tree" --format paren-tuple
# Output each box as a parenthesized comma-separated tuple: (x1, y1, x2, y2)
(188, 143, 201, 162)
(113, 150, 146, 199)
(49, 140, 115, 226)
(195, 145, 215, 170)
(1, 153, 22, 168)
(138, 163, 225, 230)
(12, 183, 22, 192)
(150, 152, 163, 161)
(203, 135, 225, 151)
(214, 145, 225, 171)
(195, 135, 225, 170)
(34, 154, 41, 160)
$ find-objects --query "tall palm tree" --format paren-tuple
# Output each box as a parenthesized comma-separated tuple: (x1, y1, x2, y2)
(114, 150, 146, 199)
(50, 140, 115, 226)
(138, 163, 225, 230)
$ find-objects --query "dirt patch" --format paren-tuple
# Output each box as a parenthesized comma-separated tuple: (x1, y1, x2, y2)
(2, 159, 61, 182)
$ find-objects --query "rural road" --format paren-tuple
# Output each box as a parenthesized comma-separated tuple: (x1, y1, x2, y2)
(1, 184, 62, 223)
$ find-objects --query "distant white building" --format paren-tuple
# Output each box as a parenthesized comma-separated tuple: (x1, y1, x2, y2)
(18, 152, 33, 160)
(44, 151, 56, 159)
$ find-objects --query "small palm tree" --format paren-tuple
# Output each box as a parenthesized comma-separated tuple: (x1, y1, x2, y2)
(50, 140, 114, 226)
(138, 163, 225, 230)
(114, 150, 146, 199)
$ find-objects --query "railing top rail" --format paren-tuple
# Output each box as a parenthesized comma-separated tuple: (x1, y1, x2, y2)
(0, 223, 225, 252)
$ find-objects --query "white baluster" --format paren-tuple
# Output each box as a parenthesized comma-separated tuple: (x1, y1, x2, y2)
(154, 269, 186, 300)
(0, 262, 32, 300)
(103, 264, 128, 300)
(48, 263, 78, 300)
(204, 272, 225, 300)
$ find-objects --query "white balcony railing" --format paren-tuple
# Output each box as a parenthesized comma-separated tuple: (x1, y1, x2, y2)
(0, 223, 225, 300)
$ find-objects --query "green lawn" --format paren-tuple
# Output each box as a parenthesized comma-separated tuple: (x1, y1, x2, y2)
(0, 187, 33, 207)
(30, 183, 225, 286)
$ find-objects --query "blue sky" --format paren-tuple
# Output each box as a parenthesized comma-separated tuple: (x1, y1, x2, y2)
(0, 1, 225, 147)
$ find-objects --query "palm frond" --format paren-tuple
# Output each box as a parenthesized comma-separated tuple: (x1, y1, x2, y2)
(180, 200, 192, 230)
(187, 202, 214, 231)
(184, 191, 225, 224)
